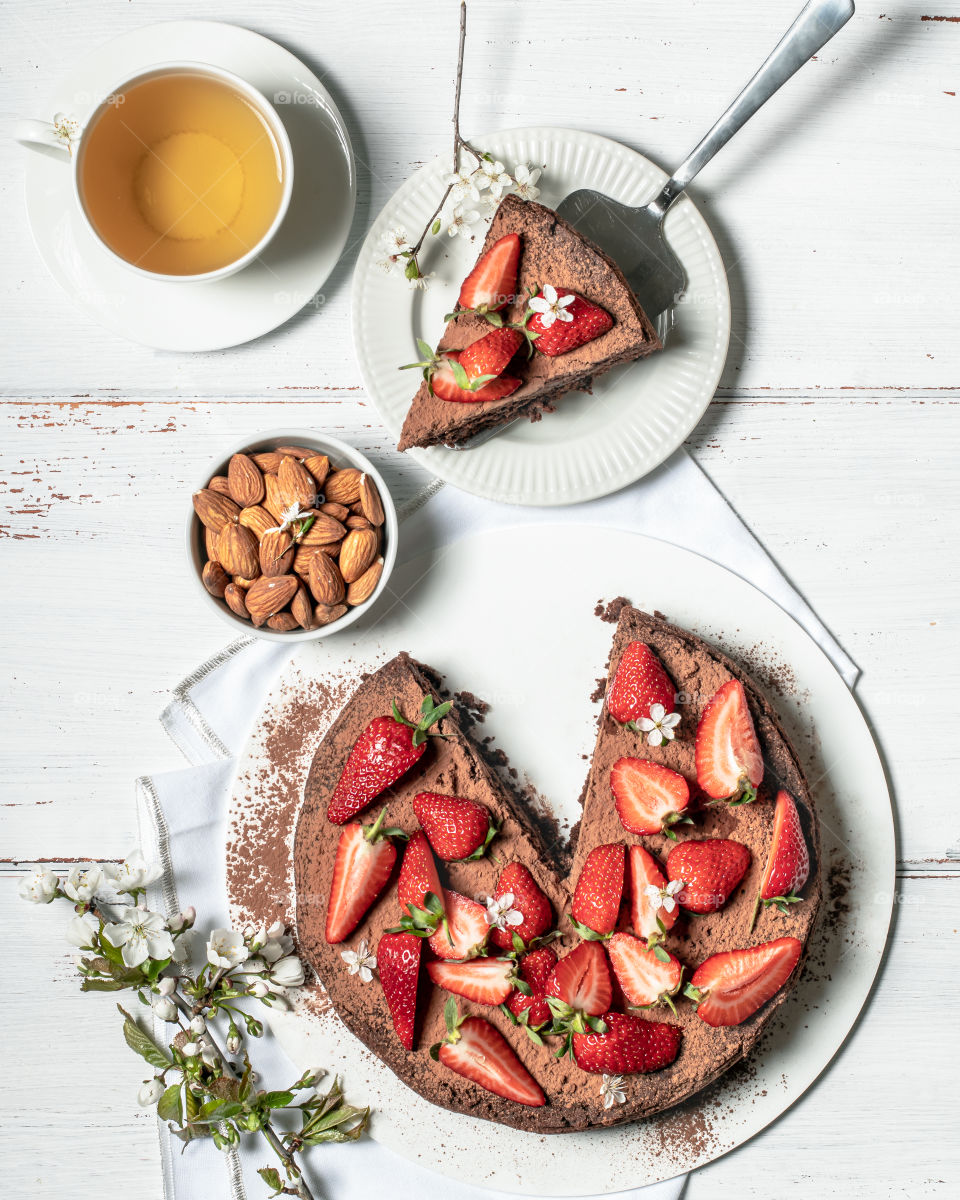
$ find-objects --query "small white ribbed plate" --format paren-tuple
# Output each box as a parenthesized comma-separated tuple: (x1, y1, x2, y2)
(352, 128, 730, 505)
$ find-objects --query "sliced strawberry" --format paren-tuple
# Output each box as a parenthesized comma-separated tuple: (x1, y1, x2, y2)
(572, 1011, 682, 1075)
(327, 695, 450, 824)
(527, 288, 613, 356)
(607, 641, 677, 728)
(545, 941, 612, 1021)
(457, 232, 521, 313)
(426, 957, 515, 1005)
(686, 937, 802, 1027)
(751, 789, 810, 927)
(434, 1011, 545, 1107)
(610, 758, 691, 838)
(430, 351, 523, 404)
(571, 843, 625, 938)
(666, 838, 751, 914)
(428, 890, 488, 961)
(377, 931, 422, 1050)
(412, 791, 496, 862)
(607, 932, 683, 1013)
(695, 680, 764, 803)
(324, 809, 398, 944)
(506, 946, 558, 1031)
(489, 862, 553, 951)
(459, 327, 523, 382)
(397, 830, 445, 921)
(626, 845, 679, 943)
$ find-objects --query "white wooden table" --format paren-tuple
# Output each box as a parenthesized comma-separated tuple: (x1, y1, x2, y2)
(2, 1, 957, 1195)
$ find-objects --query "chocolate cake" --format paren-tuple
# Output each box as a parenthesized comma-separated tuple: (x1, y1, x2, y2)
(293, 609, 820, 1132)
(397, 196, 662, 452)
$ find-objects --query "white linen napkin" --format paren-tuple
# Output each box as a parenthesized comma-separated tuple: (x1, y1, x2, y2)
(138, 447, 858, 1200)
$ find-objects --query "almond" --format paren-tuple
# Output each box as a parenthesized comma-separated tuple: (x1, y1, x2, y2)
(263, 474, 285, 520)
(299, 514, 345, 546)
(293, 545, 322, 579)
(246, 575, 298, 627)
(323, 467, 362, 506)
(227, 453, 265, 507)
(359, 474, 385, 526)
(238, 505, 275, 541)
(267, 612, 299, 632)
(339, 527, 379, 583)
(224, 583, 250, 619)
(233, 573, 260, 588)
(204, 526, 220, 560)
(291, 583, 313, 630)
(201, 560, 230, 598)
(217, 523, 259, 578)
(319, 500, 349, 521)
(304, 455, 330, 488)
(321, 540, 343, 558)
(260, 528, 294, 577)
(346, 557, 384, 606)
(278, 456, 318, 509)
(276, 444, 315, 460)
(208, 475, 232, 496)
(308, 552, 346, 605)
(346, 514, 372, 531)
(314, 603, 348, 626)
(251, 451, 281, 474)
(193, 489, 240, 532)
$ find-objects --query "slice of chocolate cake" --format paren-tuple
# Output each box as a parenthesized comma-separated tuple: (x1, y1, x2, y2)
(397, 195, 662, 452)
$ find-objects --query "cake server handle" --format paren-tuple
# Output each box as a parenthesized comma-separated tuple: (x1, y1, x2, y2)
(646, 0, 856, 220)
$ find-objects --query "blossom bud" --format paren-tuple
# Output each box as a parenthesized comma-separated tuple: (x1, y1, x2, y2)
(200, 1043, 218, 1069)
(266, 920, 286, 941)
(138, 1078, 164, 1106)
(169, 906, 196, 932)
(157, 976, 177, 996)
(182, 1041, 200, 1057)
(249, 979, 270, 998)
(189, 1015, 206, 1035)
(152, 996, 178, 1022)
(226, 1030, 242, 1055)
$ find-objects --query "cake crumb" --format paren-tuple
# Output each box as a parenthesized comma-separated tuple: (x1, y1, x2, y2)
(594, 596, 632, 624)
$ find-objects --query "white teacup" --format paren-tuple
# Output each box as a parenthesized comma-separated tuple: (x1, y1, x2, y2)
(16, 61, 294, 284)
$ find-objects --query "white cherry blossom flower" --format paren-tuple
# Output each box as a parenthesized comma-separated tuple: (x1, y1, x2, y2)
(206, 928, 249, 970)
(636, 703, 681, 747)
(408, 271, 433, 291)
(181, 1041, 200, 1057)
(512, 163, 542, 201)
(269, 955, 305, 989)
(19, 868, 59, 904)
(63, 864, 103, 904)
(483, 893, 524, 932)
(479, 158, 512, 199)
(102, 907, 175, 968)
(100, 849, 163, 901)
(528, 284, 575, 328)
(267, 502, 310, 534)
(266, 921, 286, 941)
(644, 878, 684, 915)
(600, 1074, 627, 1109)
(52, 113, 81, 152)
(341, 939, 377, 983)
(261, 930, 294, 963)
(381, 226, 412, 256)
(447, 205, 481, 240)
(65, 914, 98, 949)
(445, 168, 486, 204)
(138, 1078, 164, 1106)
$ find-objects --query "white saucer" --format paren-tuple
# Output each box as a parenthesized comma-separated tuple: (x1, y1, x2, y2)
(21, 21, 355, 351)
(352, 128, 731, 505)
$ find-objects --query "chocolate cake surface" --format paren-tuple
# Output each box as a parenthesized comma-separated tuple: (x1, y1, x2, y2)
(293, 610, 821, 1133)
(397, 196, 662, 451)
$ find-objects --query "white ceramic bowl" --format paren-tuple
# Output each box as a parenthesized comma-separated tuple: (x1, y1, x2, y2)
(187, 430, 398, 641)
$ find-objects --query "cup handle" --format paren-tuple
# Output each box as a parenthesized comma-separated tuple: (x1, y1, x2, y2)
(15, 114, 82, 159)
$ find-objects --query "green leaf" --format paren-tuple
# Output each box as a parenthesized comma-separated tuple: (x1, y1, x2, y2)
(449, 358, 472, 390)
(404, 257, 420, 280)
(443, 995, 459, 1035)
(81, 977, 127, 992)
(652, 944, 671, 963)
(157, 1084, 182, 1124)
(117, 1005, 171, 1070)
(416, 338, 435, 361)
(257, 1166, 284, 1196)
(197, 1100, 244, 1122)
(171, 1123, 213, 1146)
(430, 217, 442, 236)
(259, 1090, 295, 1110)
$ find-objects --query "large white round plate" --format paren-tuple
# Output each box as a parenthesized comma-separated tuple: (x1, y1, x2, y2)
(226, 525, 893, 1194)
(352, 129, 730, 505)
(21, 21, 355, 351)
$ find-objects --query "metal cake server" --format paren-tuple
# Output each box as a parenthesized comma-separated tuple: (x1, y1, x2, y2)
(557, 0, 856, 324)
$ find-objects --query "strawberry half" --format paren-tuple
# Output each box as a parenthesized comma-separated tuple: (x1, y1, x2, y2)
(457, 232, 521, 313)
(607, 641, 677, 731)
(666, 838, 751, 914)
(489, 862, 553, 952)
(572, 1011, 682, 1076)
(570, 843, 625, 939)
(459, 327, 524, 382)
(610, 758, 691, 839)
(527, 288, 613, 356)
(545, 941, 612, 1055)
(433, 1005, 545, 1107)
(378, 931, 422, 1050)
(695, 680, 764, 803)
(750, 789, 810, 927)
(427, 890, 489, 961)
(324, 808, 400, 944)
(627, 845, 680, 944)
(426, 957, 516, 1005)
(393, 830, 448, 939)
(607, 932, 684, 1014)
(412, 791, 497, 862)
(430, 351, 522, 404)
(686, 936, 802, 1027)
(327, 695, 451, 824)
(506, 946, 558, 1036)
